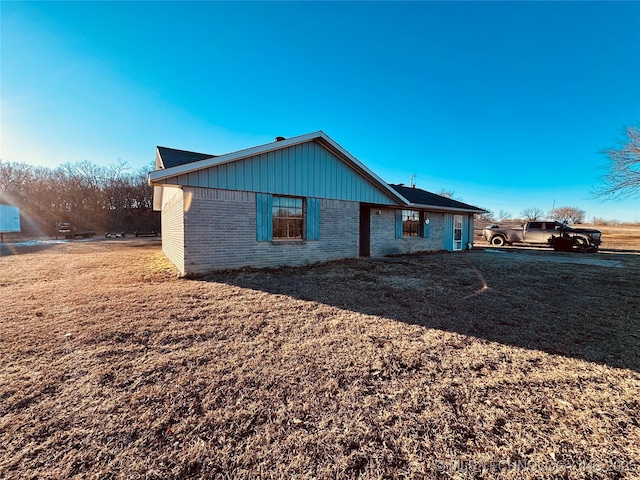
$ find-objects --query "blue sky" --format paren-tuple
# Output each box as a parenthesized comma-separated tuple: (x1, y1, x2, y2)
(2, 1, 639, 222)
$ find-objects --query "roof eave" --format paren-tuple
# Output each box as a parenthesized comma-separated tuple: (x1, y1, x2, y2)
(408, 203, 488, 214)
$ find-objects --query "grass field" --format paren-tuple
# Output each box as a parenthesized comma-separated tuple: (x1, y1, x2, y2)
(1, 238, 639, 479)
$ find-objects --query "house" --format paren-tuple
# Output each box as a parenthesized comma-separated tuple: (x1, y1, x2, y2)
(148, 131, 486, 275)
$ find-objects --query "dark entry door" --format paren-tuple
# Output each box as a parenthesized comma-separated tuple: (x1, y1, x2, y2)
(359, 204, 370, 257)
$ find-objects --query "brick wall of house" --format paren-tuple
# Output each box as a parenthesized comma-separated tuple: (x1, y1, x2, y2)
(181, 187, 359, 274)
(369, 208, 446, 257)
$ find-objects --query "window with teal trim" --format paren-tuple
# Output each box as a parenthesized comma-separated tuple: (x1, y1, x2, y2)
(272, 196, 304, 240)
(402, 210, 421, 237)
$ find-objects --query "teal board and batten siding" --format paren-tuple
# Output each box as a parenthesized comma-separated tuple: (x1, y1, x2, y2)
(444, 214, 454, 251)
(158, 141, 397, 206)
(306, 198, 321, 241)
(443, 213, 473, 251)
(462, 216, 471, 247)
(255, 193, 272, 242)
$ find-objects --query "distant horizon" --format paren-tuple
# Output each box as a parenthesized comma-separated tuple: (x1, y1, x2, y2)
(1, 1, 639, 222)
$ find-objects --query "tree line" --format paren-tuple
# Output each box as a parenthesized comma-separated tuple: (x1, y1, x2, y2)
(0, 159, 158, 236)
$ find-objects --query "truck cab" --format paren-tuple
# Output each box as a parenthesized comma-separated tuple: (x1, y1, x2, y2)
(524, 221, 561, 243)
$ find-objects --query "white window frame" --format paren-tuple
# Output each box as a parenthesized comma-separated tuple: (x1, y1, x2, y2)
(453, 215, 463, 251)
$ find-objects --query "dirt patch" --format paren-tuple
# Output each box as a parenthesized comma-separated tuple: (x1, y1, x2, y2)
(1, 242, 639, 478)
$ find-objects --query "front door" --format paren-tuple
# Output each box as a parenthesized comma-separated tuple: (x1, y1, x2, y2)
(453, 215, 463, 251)
(359, 204, 370, 256)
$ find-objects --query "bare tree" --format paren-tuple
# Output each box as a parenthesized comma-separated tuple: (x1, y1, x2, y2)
(497, 210, 512, 221)
(595, 125, 640, 199)
(437, 189, 455, 199)
(520, 207, 544, 221)
(550, 206, 586, 224)
(475, 209, 494, 223)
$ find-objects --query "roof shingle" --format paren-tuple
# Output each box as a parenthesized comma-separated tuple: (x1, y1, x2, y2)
(157, 146, 215, 169)
(389, 184, 485, 213)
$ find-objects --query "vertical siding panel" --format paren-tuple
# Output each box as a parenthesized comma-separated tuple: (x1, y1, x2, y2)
(266, 151, 275, 192)
(273, 150, 281, 193)
(280, 148, 288, 193)
(349, 169, 356, 202)
(236, 158, 245, 189)
(256, 193, 273, 241)
(313, 144, 321, 197)
(300, 143, 308, 196)
(395, 210, 403, 238)
(461, 214, 469, 248)
(205, 168, 212, 188)
(252, 156, 260, 191)
(296, 145, 301, 195)
(306, 197, 320, 240)
(289, 147, 296, 194)
(291, 145, 297, 194)
(444, 213, 454, 251)
(328, 149, 335, 198)
(468, 216, 475, 246)
(244, 158, 257, 191)
(308, 144, 315, 197)
(260, 153, 269, 193)
(318, 146, 325, 197)
(220, 164, 228, 189)
(226, 163, 234, 189)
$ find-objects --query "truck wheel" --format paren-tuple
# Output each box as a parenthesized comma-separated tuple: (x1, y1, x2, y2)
(491, 236, 506, 247)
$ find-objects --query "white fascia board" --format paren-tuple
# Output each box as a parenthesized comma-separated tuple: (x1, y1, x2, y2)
(155, 147, 164, 170)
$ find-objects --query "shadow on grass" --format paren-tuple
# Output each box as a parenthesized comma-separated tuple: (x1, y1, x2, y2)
(199, 249, 640, 373)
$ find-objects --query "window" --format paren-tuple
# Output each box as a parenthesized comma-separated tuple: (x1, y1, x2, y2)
(453, 215, 463, 250)
(402, 210, 421, 237)
(272, 196, 303, 240)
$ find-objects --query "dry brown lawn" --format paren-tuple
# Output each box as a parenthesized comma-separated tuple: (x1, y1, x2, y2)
(588, 225, 640, 251)
(1, 238, 639, 479)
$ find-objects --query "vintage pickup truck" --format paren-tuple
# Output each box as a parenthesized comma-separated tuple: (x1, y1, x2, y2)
(482, 221, 602, 249)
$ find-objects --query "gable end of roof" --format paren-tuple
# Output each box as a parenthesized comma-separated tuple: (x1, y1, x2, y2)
(156, 146, 216, 169)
